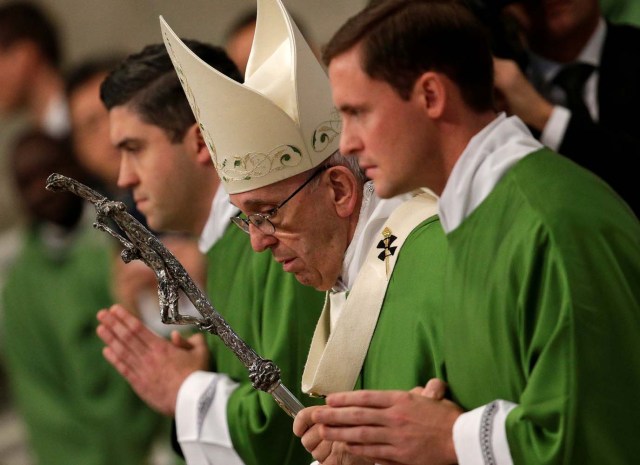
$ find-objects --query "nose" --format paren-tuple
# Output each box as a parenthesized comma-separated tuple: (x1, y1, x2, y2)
(249, 227, 278, 253)
(339, 120, 362, 157)
(117, 154, 138, 189)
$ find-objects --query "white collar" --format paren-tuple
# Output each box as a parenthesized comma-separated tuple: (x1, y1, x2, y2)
(439, 114, 542, 233)
(198, 185, 238, 253)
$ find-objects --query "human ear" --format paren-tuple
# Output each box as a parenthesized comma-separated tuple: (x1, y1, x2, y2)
(188, 123, 212, 165)
(326, 166, 359, 218)
(416, 71, 446, 118)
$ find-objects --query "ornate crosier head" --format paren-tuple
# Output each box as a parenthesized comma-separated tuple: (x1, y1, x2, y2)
(160, 0, 341, 194)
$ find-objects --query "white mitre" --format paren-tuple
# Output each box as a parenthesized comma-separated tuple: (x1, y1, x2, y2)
(160, 0, 341, 194)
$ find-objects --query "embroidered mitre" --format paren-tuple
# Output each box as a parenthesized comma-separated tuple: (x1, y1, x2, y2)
(160, 0, 341, 194)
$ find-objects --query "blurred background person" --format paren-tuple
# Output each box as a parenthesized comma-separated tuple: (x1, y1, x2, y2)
(0, 0, 68, 304)
(224, 6, 318, 78)
(0, 129, 167, 465)
(0, 3, 70, 461)
(66, 55, 125, 195)
(0, 1, 69, 137)
(223, 8, 257, 78)
(492, 0, 639, 216)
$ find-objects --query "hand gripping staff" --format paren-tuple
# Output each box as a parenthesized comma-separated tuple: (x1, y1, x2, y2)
(46, 172, 305, 418)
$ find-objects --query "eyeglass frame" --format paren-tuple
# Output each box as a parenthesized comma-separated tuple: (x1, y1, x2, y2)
(231, 165, 329, 235)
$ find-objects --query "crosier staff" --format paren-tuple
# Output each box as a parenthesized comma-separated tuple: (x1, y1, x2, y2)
(46, 172, 305, 418)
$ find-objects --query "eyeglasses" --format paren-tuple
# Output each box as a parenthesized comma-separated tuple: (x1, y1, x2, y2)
(231, 165, 328, 235)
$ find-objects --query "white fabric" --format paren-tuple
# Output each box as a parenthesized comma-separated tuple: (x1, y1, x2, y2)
(303, 190, 437, 396)
(453, 400, 517, 465)
(176, 371, 244, 465)
(198, 185, 238, 253)
(439, 114, 542, 233)
(42, 92, 70, 138)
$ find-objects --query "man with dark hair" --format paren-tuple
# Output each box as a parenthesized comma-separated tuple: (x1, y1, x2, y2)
(95, 40, 325, 465)
(0, 1, 68, 136)
(297, 1, 640, 464)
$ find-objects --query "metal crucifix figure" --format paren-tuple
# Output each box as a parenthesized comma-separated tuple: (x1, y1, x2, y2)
(46, 172, 304, 418)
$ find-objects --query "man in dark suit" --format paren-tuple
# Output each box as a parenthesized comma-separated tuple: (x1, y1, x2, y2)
(493, 0, 639, 216)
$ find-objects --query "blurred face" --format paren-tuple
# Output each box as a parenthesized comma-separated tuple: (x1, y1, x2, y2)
(229, 170, 349, 291)
(508, 0, 600, 53)
(0, 43, 31, 115)
(69, 73, 121, 186)
(109, 106, 200, 233)
(12, 138, 83, 227)
(225, 22, 255, 77)
(329, 46, 435, 198)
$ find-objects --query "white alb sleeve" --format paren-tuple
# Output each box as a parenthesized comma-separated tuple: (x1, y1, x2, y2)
(175, 370, 245, 465)
(452, 400, 517, 465)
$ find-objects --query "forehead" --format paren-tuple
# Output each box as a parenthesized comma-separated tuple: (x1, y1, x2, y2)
(69, 74, 107, 112)
(328, 46, 389, 105)
(108, 105, 166, 143)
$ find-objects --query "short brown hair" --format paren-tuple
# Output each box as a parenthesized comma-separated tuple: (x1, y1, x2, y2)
(323, 0, 494, 112)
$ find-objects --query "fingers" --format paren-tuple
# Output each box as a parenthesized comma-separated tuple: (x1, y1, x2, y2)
(343, 444, 399, 465)
(325, 390, 407, 409)
(97, 304, 157, 354)
(293, 406, 321, 437)
(421, 378, 447, 400)
(96, 304, 170, 378)
(293, 407, 335, 461)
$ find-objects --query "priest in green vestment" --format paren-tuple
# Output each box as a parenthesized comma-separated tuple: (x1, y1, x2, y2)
(304, 2, 640, 464)
(2, 131, 164, 465)
(94, 39, 325, 465)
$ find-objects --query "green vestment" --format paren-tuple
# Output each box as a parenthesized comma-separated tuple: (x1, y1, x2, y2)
(1, 224, 164, 465)
(444, 149, 640, 463)
(206, 225, 325, 465)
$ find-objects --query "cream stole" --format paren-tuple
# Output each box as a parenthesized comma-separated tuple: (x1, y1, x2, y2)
(302, 190, 439, 396)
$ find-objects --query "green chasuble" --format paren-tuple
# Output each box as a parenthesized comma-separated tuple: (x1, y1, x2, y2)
(206, 225, 325, 465)
(443, 149, 640, 464)
(357, 215, 448, 390)
(1, 224, 165, 465)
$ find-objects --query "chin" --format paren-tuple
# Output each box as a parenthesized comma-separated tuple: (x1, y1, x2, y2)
(372, 181, 402, 199)
(293, 272, 330, 291)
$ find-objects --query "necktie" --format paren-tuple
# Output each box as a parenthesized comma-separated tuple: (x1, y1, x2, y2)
(552, 63, 596, 121)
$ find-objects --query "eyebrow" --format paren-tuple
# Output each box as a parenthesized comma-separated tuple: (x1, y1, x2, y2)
(114, 137, 142, 150)
(338, 103, 358, 113)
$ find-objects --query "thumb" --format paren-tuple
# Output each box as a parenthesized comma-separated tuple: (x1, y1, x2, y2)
(170, 330, 195, 349)
(421, 378, 447, 400)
